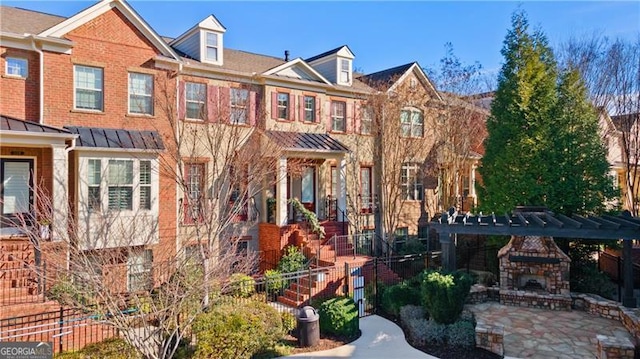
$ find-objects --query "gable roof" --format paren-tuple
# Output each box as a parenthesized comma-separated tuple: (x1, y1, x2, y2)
(305, 45, 355, 63)
(359, 62, 414, 87)
(263, 58, 332, 85)
(37, 0, 179, 60)
(0, 6, 66, 34)
(170, 14, 226, 47)
(361, 62, 443, 102)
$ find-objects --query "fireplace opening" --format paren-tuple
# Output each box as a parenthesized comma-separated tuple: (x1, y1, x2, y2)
(517, 274, 547, 292)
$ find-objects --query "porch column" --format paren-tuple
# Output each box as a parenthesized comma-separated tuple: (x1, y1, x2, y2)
(51, 144, 68, 242)
(276, 157, 288, 226)
(337, 156, 347, 223)
(470, 164, 477, 209)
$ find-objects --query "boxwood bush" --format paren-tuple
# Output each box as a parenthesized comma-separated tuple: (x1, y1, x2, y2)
(421, 270, 472, 324)
(381, 280, 422, 316)
(318, 297, 359, 337)
(446, 319, 476, 349)
(228, 273, 256, 298)
(191, 300, 283, 358)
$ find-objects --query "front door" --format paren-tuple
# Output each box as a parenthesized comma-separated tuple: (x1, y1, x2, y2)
(1, 158, 34, 227)
(300, 166, 316, 213)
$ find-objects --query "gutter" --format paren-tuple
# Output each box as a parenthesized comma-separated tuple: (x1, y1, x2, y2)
(29, 35, 44, 124)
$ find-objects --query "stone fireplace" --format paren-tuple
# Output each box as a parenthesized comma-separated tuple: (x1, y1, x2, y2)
(498, 235, 572, 310)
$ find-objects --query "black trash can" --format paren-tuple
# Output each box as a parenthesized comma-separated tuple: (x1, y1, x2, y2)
(297, 306, 320, 347)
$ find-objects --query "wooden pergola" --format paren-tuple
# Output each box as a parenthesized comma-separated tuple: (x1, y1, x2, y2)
(429, 207, 638, 308)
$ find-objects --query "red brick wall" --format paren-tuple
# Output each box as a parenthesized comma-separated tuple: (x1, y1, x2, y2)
(0, 48, 40, 120)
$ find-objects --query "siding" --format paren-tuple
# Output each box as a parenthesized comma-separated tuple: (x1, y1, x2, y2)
(174, 31, 201, 61)
(310, 58, 337, 83)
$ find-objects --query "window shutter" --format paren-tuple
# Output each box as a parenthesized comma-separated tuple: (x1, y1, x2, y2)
(207, 85, 219, 122)
(288, 95, 296, 121)
(298, 95, 304, 122)
(325, 101, 332, 130)
(178, 80, 186, 120)
(271, 92, 278, 119)
(249, 91, 256, 126)
(346, 101, 354, 133)
(354, 102, 361, 134)
(219, 87, 230, 123)
(316, 97, 321, 123)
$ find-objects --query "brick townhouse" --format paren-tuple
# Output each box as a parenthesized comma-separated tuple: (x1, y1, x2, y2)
(0, 0, 484, 314)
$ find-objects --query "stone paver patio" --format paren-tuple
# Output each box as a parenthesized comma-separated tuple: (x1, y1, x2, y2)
(468, 302, 634, 359)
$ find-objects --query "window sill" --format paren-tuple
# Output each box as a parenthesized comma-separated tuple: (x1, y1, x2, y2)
(2, 74, 27, 80)
(126, 113, 156, 119)
(274, 118, 293, 123)
(71, 109, 105, 115)
(329, 130, 346, 135)
(183, 118, 206, 123)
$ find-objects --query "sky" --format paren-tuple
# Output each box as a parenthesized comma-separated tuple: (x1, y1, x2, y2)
(3, 1, 639, 79)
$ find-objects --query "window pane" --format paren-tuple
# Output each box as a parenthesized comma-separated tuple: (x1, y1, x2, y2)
(187, 102, 205, 120)
(108, 160, 133, 184)
(89, 187, 101, 211)
(140, 161, 151, 184)
(277, 93, 289, 119)
(206, 32, 218, 47)
(206, 47, 218, 61)
(108, 187, 132, 210)
(304, 96, 315, 122)
(6, 58, 27, 77)
(88, 160, 101, 185)
(140, 187, 151, 210)
(186, 83, 206, 101)
(129, 73, 153, 114)
(75, 66, 103, 110)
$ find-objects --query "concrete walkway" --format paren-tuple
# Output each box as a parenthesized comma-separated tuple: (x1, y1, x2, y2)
(282, 315, 436, 359)
(469, 302, 634, 359)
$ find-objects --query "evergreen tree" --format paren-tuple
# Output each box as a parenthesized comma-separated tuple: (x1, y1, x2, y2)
(479, 11, 615, 215)
(546, 68, 616, 214)
(479, 11, 558, 213)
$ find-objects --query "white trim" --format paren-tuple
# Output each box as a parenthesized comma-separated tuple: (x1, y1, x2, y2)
(0, 131, 76, 146)
(1, 32, 74, 54)
(38, 0, 179, 60)
(389, 63, 443, 102)
(264, 58, 332, 85)
(170, 14, 226, 47)
(128, 72, 154, 115)
(74, 64, 104, 112)
(5, 57, 28, 78)
(201, 30, 223, 66)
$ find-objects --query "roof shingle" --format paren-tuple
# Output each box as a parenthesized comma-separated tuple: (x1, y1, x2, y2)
(0, 6, 65, 34)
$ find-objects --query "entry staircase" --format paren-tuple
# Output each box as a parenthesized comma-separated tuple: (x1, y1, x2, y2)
(277, 222, 401, 307)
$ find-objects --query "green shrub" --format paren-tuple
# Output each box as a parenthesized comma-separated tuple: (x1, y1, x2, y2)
(571, 261, 616, 299)
(405, 318, 447, 346)
(55, 338, 141, 359)
(446, 320, 476, 349)
(399, 238, 426, 255)
(281, 311, 296, 334)
(277, 246, 307, 273)
(318, 297, 359, 337)
(381, 281, 422, 316)
(398, 305, 425, 324)
(228, 273, 255, 298)
(459, 310, 477, 328)
(265, 269, 286, 294)
(192, 301, 283, 359)
(421, 270, 473, 324)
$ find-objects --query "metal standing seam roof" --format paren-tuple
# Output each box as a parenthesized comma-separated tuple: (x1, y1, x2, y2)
(430, 207, 640, 240)
(1, 115, 71, 134)
(65, 126, 165, 150)
(265, 130, 349, 153)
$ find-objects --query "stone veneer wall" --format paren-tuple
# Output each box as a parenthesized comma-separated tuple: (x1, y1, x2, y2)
(475, 323, 504, 357)
(500, 289, 573, 311)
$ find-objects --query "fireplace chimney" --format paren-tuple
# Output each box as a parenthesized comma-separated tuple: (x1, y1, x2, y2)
(284, 50, 290, 61)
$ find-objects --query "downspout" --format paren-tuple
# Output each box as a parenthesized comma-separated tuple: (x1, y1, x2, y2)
(29, 36, 44, 124)
(175, 62, 183, 257)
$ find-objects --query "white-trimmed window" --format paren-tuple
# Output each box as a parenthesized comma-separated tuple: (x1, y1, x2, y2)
(401, 163, 423, 201)
(88, 159, 102, 212)
(400, 108, 423, 138)
(205, 32, 219, 62)
(128, 249, 152, 292)
(231, 88, 249, 124)
(360, 166, 373, 213)
(304, 96, 316, 122)
(331, 101, 346, 132)
(5, 57, 28, 78)
(84, 158, 155, 213)
(129, 72, 153, 115)
(361, 106, 373, 135)
(74, 65, 103, 111)
(277, 93, 289, 120)
(184, 162, 205, 224)
(186, 82, 206, 120)
(340, 59, 350, 83)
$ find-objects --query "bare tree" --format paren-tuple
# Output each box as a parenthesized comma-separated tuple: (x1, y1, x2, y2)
(559, 36, 640, 215)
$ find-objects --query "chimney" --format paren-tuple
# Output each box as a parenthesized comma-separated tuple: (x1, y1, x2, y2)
(284, 50, 290, 61)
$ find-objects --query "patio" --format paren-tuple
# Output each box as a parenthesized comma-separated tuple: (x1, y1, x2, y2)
(469, 302, 634, 358)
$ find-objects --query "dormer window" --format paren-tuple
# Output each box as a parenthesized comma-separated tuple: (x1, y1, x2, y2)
(340, 59, 350, 83)
(205, 32, 219, 62)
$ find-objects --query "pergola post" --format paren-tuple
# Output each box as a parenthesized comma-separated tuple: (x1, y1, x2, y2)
(439, 213, 456, 272)
(622, 239, 637, 308)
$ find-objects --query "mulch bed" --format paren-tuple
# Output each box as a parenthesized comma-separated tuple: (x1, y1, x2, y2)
(282, 331, 360, 355)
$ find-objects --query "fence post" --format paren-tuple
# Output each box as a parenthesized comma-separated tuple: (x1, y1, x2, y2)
(58, 307, 64, 353)
(308, 267, 313, 301)
(343, 263, 350, 296)
(41, 261, 46, 303)
(373, 257, 378, 314)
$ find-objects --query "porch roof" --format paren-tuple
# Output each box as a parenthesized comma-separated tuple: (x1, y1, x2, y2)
(430, 207, 640, 240)
(1, 115, 71, 134)
(265, 130, 349, 154)
(65, 126, 165, 151)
